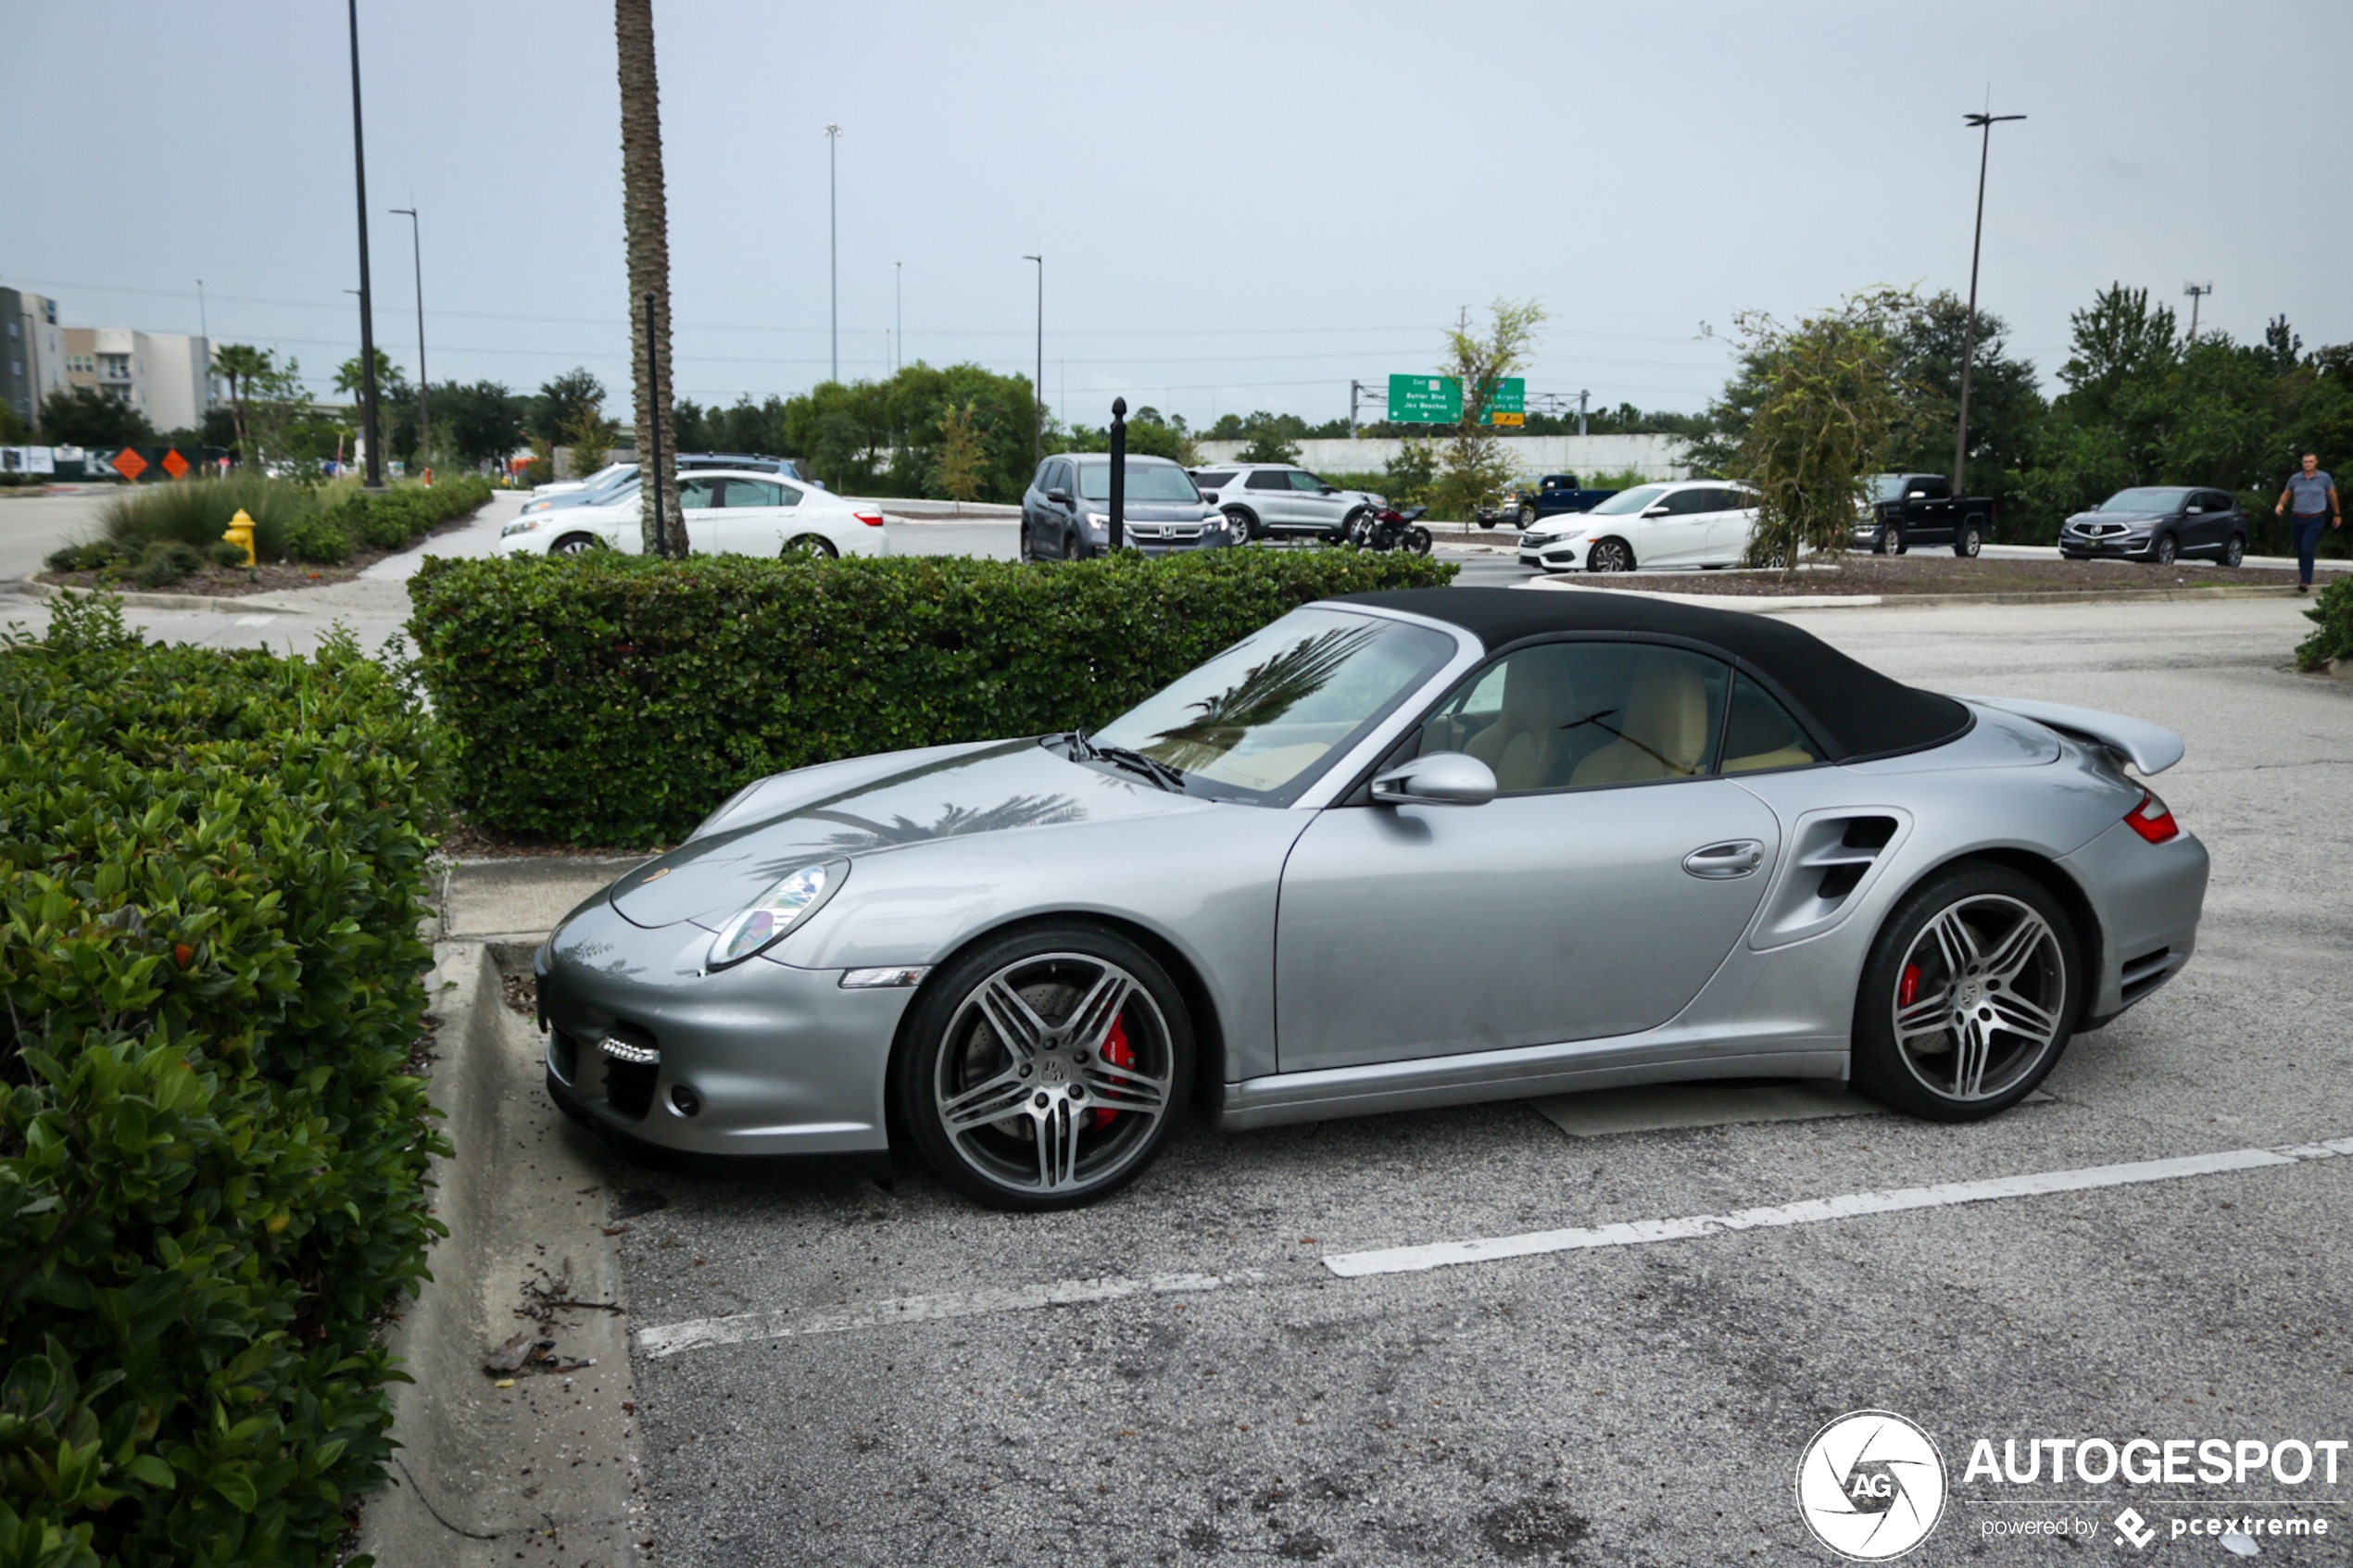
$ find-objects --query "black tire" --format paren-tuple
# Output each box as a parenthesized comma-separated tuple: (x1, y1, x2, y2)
(1886, 523, 1906, 556)
(1017, 518, 1036, 563)
(1953, 521, 1983, 558)
(2221, 533, 2245, 568)
(1223, 506, 1259, 542)
(1403, 524, 1431, 555)
(1065, 529, 1088, 561)
(549, 533, 602, 557)
(1343, 507, 1375, 546)
(2153, 533, 2178, 565)
(896, 923, 1194, 1210)
(783, 533, 837, 559)
(1516, 503, 1537, 527)
(1587, 536, 1635, 572)
(1851, 863, 2078, 1123)
(1870, 525, 1890, 557)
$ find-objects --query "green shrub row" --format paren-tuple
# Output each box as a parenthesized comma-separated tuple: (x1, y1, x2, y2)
(0, 595, 447, 1567)
(2296, 574, 2353, 671)
(409, 547, 1457, 846)
(77, 474, 492, 572)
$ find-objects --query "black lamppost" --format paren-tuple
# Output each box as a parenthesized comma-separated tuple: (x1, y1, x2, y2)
(346, 0, 384, 489)
(1023, 255, 1043, 463)
(391, 205, 428, 465)
(1107, 397, 1126, 552)
(1953, 109, 2025, 497)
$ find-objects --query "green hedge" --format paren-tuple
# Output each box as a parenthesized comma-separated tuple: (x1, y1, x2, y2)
(318, 477, 494, 557)
(410, 548, 1457, 847)
(0, 596, 446, 1568)
(2296, 574, 2353, 671)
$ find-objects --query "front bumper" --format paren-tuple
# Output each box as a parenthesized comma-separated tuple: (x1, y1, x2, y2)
(537, 896, 912, 1157)
(2058, 527, 2153, 559)
(1517, 535, 1590, 571)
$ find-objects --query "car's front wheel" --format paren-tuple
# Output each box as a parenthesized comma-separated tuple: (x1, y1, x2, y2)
(1223, 506, 1259, 542)
(549, 533, 602, 557)
(1885, 522, 1906, 556)
(1587, 536, 1635, 572)
(897, 925, 1194, 1210)
(2153, 533, 2178, 565)
(1852, 864, 2078, 1122)
(1517, 503, 1537, 526)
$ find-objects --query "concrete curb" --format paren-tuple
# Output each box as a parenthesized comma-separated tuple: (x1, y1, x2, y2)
(358, 939, 641, 1566)
(6, 578, 331, 614)
(1519, 577, 2313, 614)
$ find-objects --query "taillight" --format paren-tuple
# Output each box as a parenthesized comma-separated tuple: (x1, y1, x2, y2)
(2123, 790, 2179, 844)
(855, 509, 886, 528)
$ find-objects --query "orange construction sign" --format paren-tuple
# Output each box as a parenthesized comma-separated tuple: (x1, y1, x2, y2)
(160, 448, 190, 479)
(112, 447, 149, 482)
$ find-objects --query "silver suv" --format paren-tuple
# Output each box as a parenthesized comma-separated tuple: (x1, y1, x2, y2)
(1190, 464, 1383, 543)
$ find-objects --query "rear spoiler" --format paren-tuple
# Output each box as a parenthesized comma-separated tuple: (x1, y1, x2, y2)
(1960, 696, 2184, 775)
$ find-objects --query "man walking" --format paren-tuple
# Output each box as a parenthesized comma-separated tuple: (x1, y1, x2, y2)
(2274, 453, 2342, 593)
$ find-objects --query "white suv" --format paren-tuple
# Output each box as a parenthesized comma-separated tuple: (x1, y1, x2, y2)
(1518, 480, 1759, 572)
(1191, 464, 1382, 543)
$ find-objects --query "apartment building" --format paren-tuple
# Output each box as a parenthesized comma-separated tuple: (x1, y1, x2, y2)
(62, 326, 214, 433)
(1, 285, 68, 430)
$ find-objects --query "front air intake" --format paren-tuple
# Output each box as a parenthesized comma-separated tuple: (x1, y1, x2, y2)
(1752, 813, 1906, 948)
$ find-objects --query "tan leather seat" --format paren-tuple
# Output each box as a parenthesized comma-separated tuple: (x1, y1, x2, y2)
(1463, 646, 1585, 792)
(1572, 654, 1713, 785)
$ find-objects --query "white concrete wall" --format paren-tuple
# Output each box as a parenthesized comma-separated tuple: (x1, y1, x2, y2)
(1192, 433, 1695, 480)
(142, 333, 211, 433)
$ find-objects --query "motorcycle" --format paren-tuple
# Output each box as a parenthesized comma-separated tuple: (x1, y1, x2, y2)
(1345, 502, 1433, 555)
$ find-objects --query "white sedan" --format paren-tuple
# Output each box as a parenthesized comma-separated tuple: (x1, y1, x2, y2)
(498, 470, 888, 559)
(1517, 481, 1760, 572)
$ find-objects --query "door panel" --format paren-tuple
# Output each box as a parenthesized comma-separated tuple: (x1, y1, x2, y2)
(676, 476, 724, 553)
(1705, 502, 1757, 564)
(717, 477, 795, 555)
(1277, 780, 1780, 1072)
(1641, 489, 1715, 565)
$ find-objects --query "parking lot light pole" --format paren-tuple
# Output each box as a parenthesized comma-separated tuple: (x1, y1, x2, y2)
(2183, 282, 2213, 339)
(346, 0, 384, 489)
(1954, 109, 2025, 499)
(825, 125, 841, 383)
(1108, 397, 1126, 552)
(1023, 255, 1042, 463)
(893, 260, 902, 374)
(391, 205, 428, 462)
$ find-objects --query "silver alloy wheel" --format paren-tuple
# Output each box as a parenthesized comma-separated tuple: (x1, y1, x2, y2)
(2223, 534, 2245, 567)
(1588, 537, 1634, 572)
(1517, 503, 1536, 526)
(1956, 523, 1982, 558)
(783, 533, 837, 558)
(2154, 533, 2177, 565)
(933, 952, 1175, 1196)
(1890, 893, 2066, 1102)
(1223, 506, 1257, 542)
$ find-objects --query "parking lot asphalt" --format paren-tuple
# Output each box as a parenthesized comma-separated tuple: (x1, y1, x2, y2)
(554, 594, 2353, 1566)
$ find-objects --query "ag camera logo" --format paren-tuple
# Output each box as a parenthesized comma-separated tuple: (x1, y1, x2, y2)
(1796, 1411, 1947, 1560)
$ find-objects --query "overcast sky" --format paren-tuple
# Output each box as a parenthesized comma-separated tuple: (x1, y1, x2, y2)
(7, 0, 2348, 429)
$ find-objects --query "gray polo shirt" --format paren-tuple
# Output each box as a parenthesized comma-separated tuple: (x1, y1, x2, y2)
(2286, 470, 2334, 515)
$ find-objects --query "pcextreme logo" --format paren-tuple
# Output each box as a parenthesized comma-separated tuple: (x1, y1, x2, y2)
(1796, 1411, 1948, 1561)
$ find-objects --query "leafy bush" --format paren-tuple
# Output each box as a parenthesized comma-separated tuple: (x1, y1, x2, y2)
(42, 542, 127, 575)
(2296, 574, 2353, 671)
(132, 540, 203, 588)
(409, 547, 1457, 846)
(0, 595, 447, 1567)
(205, 540, 251, 570)
(321, 477, 494, 554)
(99, 471, 309, 562)
(279, 515, 351, 566)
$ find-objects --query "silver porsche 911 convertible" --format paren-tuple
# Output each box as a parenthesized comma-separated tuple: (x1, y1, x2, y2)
(536, 588, 2208, 1209)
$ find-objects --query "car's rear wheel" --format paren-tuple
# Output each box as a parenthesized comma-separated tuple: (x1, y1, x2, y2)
(2153, 533, 2178, 565)
(1587, 536, 1635, 572)
(1223, 506, 1259, 542)
(2222, 533, 2246, 567)
(899, 925, 1193, 1210)
(1954, 521, 1983, 558)
(1852, 864, 2077, 1122)
(783, 533, 837, 559)
(550, 533, 601, 557)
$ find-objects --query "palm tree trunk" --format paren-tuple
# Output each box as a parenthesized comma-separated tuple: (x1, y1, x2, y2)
(615, 0, 678, 557)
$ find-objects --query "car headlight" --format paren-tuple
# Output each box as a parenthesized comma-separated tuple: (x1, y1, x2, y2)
(709, 859, 847, 969)
(499, 517, 550, 536)
(1085, 512, 1110, 528)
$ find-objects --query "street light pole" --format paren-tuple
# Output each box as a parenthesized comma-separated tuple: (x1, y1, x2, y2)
(391, 206, 429, 463)
(1022, 255, 1042, 463)
(893, 260, 902, 375)
(1953, 109, 2025, 498)
(346, 0, 384, 489)
(824, 124, 840, 383)
(2183, 282, 2213, 339)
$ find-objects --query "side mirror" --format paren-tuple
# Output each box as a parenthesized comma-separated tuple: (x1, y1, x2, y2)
(1046, 487, 1071, 505)
(1371, 751, 1497, 807)
(1320, 484, 1339, 495)
(1642, 504, 1671, 519)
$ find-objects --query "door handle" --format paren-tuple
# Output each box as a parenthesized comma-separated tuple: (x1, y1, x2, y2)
(1683, 840, 1765, 879)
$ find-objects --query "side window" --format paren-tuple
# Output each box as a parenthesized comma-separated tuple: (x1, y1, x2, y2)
(1414, 643, 1727, 794)
(1721, 673, 1825, 774)
(1033, 461, 1055, 492)
(1664, 488, 1716, 515)
(1193, 470, 1237, 489)
(722, 479, 786, 508)
(677, 476, 721, 510)
(1244, 470, 1289, 491)
(1051, 461, 1076, 494)
(1290, 470, 1327, 492)
(1917, 476, 1952, 499)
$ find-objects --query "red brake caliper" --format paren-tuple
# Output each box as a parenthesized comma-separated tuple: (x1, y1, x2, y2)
(1898, 963, 1921, 1009)
(1093, 1013, 1134, 1129)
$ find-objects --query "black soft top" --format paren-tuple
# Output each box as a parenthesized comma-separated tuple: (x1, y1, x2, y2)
(1336, 586, 1972, 762)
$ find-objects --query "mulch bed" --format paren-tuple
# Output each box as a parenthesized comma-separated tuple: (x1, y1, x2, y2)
(1553, 555, 2307, 596)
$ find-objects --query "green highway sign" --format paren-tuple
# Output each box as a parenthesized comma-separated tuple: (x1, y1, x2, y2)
(1387, 374, 1460, 423)
(1385, 374, 1528, 424)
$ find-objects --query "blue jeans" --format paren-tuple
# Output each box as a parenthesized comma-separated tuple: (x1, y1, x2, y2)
(2292, 515, 2327, 583)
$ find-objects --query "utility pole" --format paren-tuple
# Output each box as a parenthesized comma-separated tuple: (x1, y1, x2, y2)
(346, 0, 384, 489)
(196, 280, 212, 415)
(2183, 282, 2213, 339)
(824, 124, 841, 383)
(1348, 379, 1363, 438)
(1023, 255, 1042, 462)
(392, 205, 429, 460)
(1953, 107, 2025, 498)
(893, 260, 902, 374)
(1578, 389, 1589, 438)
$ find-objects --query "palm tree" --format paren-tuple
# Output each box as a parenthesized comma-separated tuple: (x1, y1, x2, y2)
(615, 0, 680, 556)
(212, 344, 271, 467)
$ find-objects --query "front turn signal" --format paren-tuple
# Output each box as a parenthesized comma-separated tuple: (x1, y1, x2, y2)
(2123, 790, 2179, 844)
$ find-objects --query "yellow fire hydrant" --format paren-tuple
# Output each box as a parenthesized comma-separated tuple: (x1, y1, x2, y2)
(222, 508, 257, 566)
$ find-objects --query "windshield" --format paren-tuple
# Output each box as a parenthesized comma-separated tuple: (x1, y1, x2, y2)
(1088, 608, 1455, 805)
(1077, 461, 1202, 503)
(1866, 474, 1913, 503)
(2095, 487, 2190, 513)
(1587, 484, 1670, 516)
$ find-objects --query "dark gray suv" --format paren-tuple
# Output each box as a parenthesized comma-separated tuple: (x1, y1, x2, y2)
(1020, 454, 1238, 560)
(2059, 486, 2247, 566)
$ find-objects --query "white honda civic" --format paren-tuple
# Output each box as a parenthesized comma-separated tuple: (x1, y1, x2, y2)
(1518, 480, 1760, 573)
(498, 470, 889, 558)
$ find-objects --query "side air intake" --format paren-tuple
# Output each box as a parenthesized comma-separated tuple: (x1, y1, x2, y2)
(1750, 812, 1907, 949)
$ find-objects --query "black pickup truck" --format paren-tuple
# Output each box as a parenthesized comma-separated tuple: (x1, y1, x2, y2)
(1849, 473, 1994, 557)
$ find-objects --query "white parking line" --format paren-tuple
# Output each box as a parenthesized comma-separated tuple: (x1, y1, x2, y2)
(631, 1137, 2352, 1359)
(1323, 1136, 2353, 1278)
